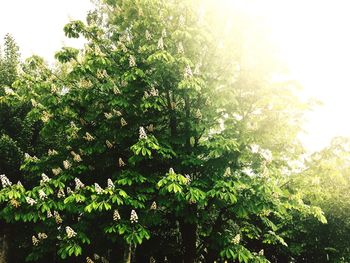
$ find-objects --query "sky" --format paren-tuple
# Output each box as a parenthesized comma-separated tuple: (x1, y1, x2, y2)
(0, 0, 349, 152)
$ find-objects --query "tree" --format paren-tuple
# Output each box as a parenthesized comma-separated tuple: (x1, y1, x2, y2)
(0, 1, 325, 262)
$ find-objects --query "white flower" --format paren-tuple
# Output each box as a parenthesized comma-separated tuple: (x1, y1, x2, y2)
(139, 127, 148, 140)
(145, 30, 152, 40)
(4, 87, 15, 95)
(113, 109, 122, 116)
(185, 174, 191, 184)
(120, 118, 127, 127)
(40, 173, 50, 186)
(41, 111, 52, 123)
(48, 149, 58, 156)
(38, 232, 48, 240)
(94, 183, 103, 194)
(26, 197, 37, 206)
(250, 144, 260, 153)
(75, 178, 85, 190)
(195, 109, 202, 119)
(232, 113, 243, 121)
(0, 174, 12, 188)
(177, 42, 184, 54)
(83, 132, 95, 141)
(94, 254, 101, 260)
(150, 201, 157, 210)
(107, 178, 115, 190)
(57, 188, 65, 198)
(104, 112, 113, 119)
(146, 124, 154, 132)
(24, 153, 31, 160)
(149, 86, 159, 96)
(113, 209, 121, 221)
(260, 149, 273, 162)
(54, 211, 62, 224)
(31, 99, 38, 107)
(194, 64, 201, 75)
(63, 160, 71, 170)
(161, 28, 167, 38)
(113, 87, 121, 95)
(71, 151, 82, 162)
(65, 226, 77, 239)
(52, 167, 62, 176)
(157, 37, 164, 50)
(39, 190, 47, 200)
(47, 210, 53, 218)
(130, 209, 138, 223)
(119, 158, 126, 167)
(32, 235, 39, 246)
(144, 91, 150, 98)
(129, 55, 136, 67)
(105, 140, 114, 149)
(86, 257, 94, 263)
(66, 187, 73, 195)
(17, 181, 23, 188)
(169, 168, 175, 174)
(224, 167, 231, 177)
(233, 234, 240, 245)
(259, 249, 264, 256)
(184, 65, 193, 78)
(179, 15, 185, 27)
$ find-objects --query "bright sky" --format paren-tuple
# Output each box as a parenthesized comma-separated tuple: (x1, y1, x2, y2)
(0, 0, 349, 152)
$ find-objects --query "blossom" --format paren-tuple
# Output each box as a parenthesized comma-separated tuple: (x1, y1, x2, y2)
(31, 99, 38, 107)
(40, 173, 50, 185)
(233, 234, 240, 245)
(41, 111, 52, 123)
(113, 87, 121, 95)
(146, 124, 154, 132)
(161, 28, 167, 37)
(113, 109, 122, 116)
(104, 112, 113, 119)
(54, 211, 62, 224)
(150, 201, 157, 210)
(145, 30, 152, 40)
(185, 174, 191, 184)
(120, 118, 127, 127)
(179, 15, 185, 26)
(194, 64, 201, 75)
(67, 187, 73, 195)
(113, 209, 121, 221)
(139, 126, 147, 140)
(259, 249, 264, 256)
(63, 160, 72, 170)
(184, 65, 193, 78)
(26, 197, 37, 206)
(130, 209, 138, 223)
(48, 149, 58, 156)
(75, 178, 85, 190)
(157, 37, 164, 50)
(65, 226, 77, 239)
(0, 174, 12, 188)
(83, 132, 95, 141)
(107, 178, 115, 190)
(177, 42, 184, 54)
(47, 210, 53, 218)
(195, 109, 202, 119)
(4, 87, 15, 95)
(52, 167, 62, 176)
(71, 151, 82, 162)
(260, 149, 273, 162)
(17, 181, 23, 188)
(10, 199, 20, 208)
(57, 188, 65, 198)
(224, 167, 231, 177)
(119, 158, 126, 167)
(86, 257, 94, 263)
(38, 232, 48, 240)
(105, 140, 113, 149)
(32, 235, 39, 246)
(149, 86, 159, 96)
(129, 55, 136, 67)
(94, 183, 103, 194)
(250, 144, 260, 153)
(169, 168, 175, 174)
(39, 190, 47, 200)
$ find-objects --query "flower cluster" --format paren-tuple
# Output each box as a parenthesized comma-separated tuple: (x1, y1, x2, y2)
(130, 210, 138, 223)
(39, 190, 47, 200)
(232, 234, 240, 245)
(75, 178, 85, 190)
(40, 173, 50, 185)
(0, 174, 12, 188)
(26, 197, 37, 206)
(86, 257, 94, 263)
(150, 201, 157, 210)
(195, 109, 202, 119)
(104, 112, 113, 119)
(65, 226, 77, 239)
(146, 124, 154, 132)
(52, 167, 62, 176)
(113, 209, 121, 221)
(71, 151, 82, 162)
(129, 55, 136, 67)
(32, 235, 39, 246)
(177, 42, 184, 54)
(157, 37, 164, 50)
(57, 188, 65, 198)
(83, 132, 95, 141)
(145, 30, 152, 40)
(10, 199, 20, 208)
(120, 117, 127, 127)
(38, 232, 48, 240)
(139, 126, 147, 140)
(184, 65, 193, 78)
(224, 167, 231, 177)
(94, 183, 103, 194)
(54, 211, 62, 224)
(105, 140, 113, 149)
(185, 174, 191, 184)
(119, 158, 126, 167)
(48, 149, 58, 156)
(107, 178, 115, 190)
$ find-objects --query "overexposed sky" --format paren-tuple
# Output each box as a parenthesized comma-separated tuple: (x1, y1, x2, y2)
(0, 0, 349, 152)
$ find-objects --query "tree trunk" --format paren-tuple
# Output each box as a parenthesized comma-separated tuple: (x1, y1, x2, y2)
(123, 244, 132, 263)
(180, 220, 197, 263)
(0, 232, 8, 263)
